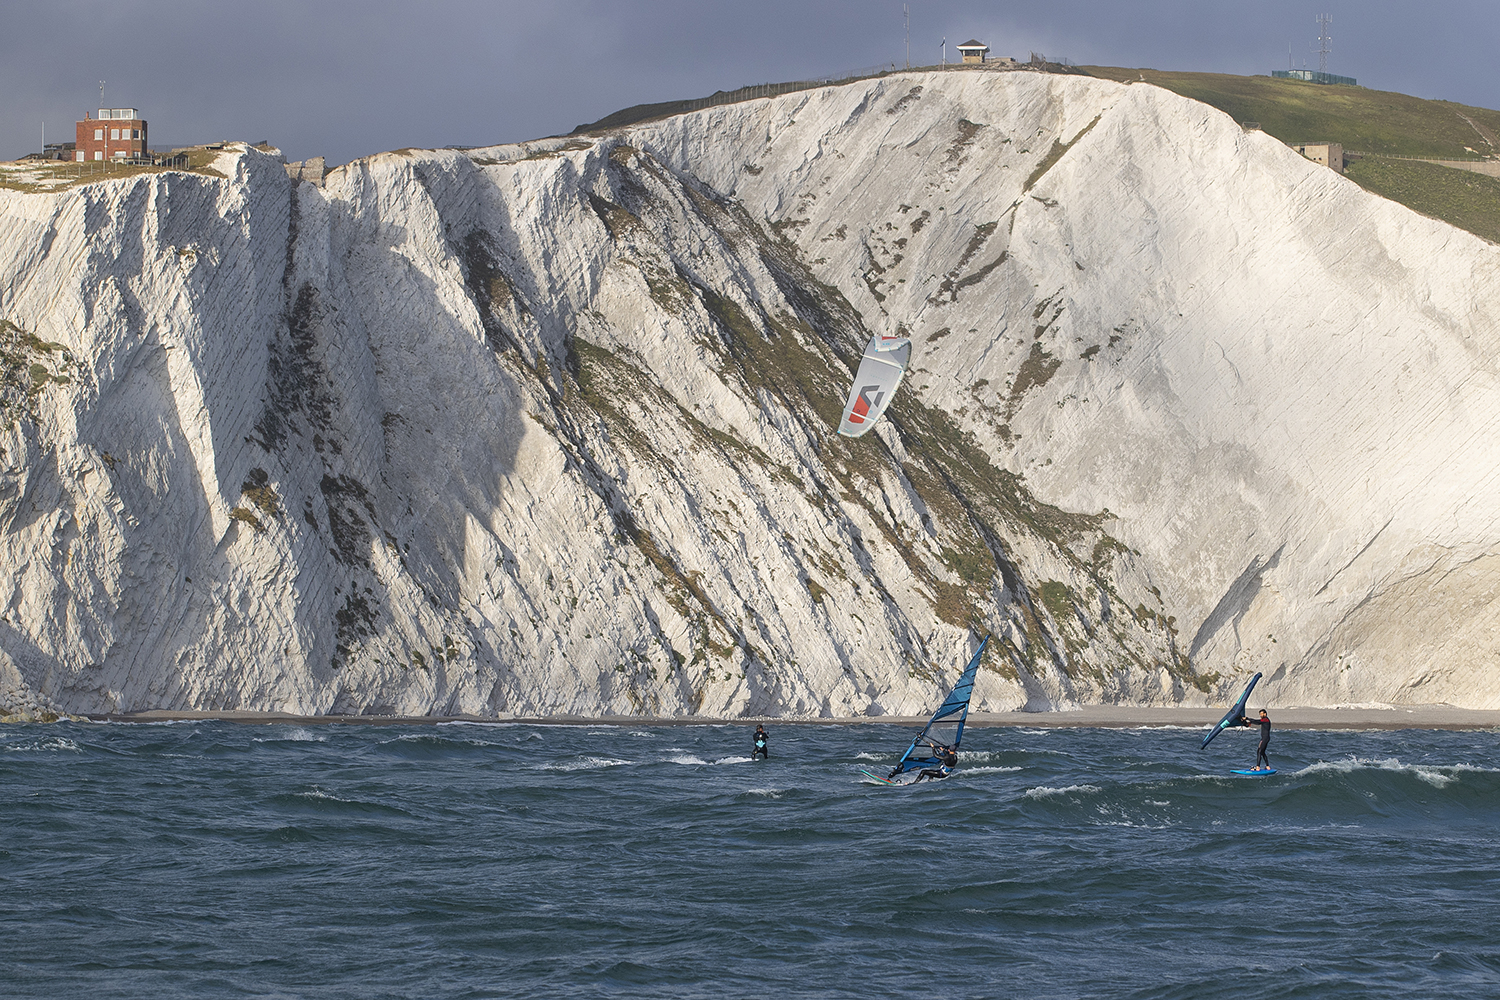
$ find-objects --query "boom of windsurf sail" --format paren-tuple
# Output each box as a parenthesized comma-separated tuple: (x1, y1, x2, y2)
(888, 635, 990, 778)
(1200, 671, 1262, 749)
(838, 332, 911, 437)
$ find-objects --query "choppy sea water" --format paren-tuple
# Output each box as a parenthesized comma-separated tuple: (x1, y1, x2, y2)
(3, 721, 1498, 999)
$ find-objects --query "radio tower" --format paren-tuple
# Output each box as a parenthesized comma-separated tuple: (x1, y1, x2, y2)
(903, 4, 910, 69)
(1315, 14, 1332, 74)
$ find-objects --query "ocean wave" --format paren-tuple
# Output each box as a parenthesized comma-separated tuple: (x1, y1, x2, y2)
(539, 756, 632, 771)
(667, 754, 709, 765)
(853, 752, 885, 761)
(253, 728, 325, 743)
(961, 749, 1032, 762)
(3, 736, 82, 753)
(1024, 783, 1101, 799)
(381, 733, 498, 749)
(962, 765, 1023, 775)
(1295, 756, 1492, 788)
(742, 788, 782, 798)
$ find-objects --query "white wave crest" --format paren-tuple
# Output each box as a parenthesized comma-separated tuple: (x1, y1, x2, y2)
(744, 788, 782, 798)
(4, 736, 83, 753)
(1024, 783, 1101, 799)
(295, 787, 354, 803)
(667, 754, 708, 765)
(1296, 756, 1494, 788)
(255, 728, 325, 743)
(540, 756, 632, 771)
(962, 765, 1023, 775)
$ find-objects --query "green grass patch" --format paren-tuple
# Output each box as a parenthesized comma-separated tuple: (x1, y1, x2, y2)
(1345, 157, 1500, 244)
(0, 150, 227, 193)
(1081, 67, 1500, 160)
(0, 319, 81, 426)
(1081, 69, 1500, 240)
(228, 506, 266, 533)
(1036, 580, 1075, 622)
(1023, 114, 1101, 192)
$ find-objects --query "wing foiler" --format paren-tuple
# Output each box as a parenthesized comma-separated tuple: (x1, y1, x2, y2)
(838, 332, 911, 438)
(1200, 672, 1263, 749)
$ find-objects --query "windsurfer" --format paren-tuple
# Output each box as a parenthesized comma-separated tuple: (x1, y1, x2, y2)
(752, 724, 769, 760)
(909, 740, 958, 783)
(1241, 709, 1271, 769)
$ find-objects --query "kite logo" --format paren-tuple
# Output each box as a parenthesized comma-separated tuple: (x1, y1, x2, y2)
(848, 384, 884, 424)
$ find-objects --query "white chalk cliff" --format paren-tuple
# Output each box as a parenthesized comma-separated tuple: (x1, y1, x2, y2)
(4, 70, 1500, 717)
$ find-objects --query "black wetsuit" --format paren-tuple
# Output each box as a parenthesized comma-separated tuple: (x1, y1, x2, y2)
(1246, 715, 1271, 768)
(913, 747, 958, 783)
(752, 728, 768, 760)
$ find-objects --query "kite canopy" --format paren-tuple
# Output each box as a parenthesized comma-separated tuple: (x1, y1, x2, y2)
(838, 333, 911, 437)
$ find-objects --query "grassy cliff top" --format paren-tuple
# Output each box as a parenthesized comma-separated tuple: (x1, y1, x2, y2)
(1080, 67, 1500, 244)
(1080, 67, 1500, 160)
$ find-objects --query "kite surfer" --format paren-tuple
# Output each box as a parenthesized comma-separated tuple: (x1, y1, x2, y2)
(752, 725, 769, 760)
(1241, 709, 1271, 770)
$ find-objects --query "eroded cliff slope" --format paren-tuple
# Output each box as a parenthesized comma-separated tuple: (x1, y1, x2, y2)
(3, 70, 1499, 715)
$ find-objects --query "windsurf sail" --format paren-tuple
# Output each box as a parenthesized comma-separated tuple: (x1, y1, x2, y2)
(1200, 671, 1262, 749)
(838, 332, 911, 437)
(887, 635, 990, 779)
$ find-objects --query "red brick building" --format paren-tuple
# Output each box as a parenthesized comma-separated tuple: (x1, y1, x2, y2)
(75, 109, 148, 162)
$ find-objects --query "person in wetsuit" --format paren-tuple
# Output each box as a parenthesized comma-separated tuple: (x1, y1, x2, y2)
(910, 741, 959, 783)
(752, 725, 769, 760)
(1241, 709, 1271, 769)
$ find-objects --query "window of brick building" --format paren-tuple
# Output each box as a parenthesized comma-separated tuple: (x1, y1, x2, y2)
(94, 129, 103, 140)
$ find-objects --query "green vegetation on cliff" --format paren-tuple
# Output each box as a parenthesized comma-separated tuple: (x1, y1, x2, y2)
(1081, 68, 1500, 160)
(1082, 67, 1500, 243)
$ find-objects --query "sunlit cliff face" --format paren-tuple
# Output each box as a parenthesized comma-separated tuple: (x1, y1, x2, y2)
(2, 69, 1499, 717)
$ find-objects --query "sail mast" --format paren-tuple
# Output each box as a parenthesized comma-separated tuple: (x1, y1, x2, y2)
(890, 635, 990, 777)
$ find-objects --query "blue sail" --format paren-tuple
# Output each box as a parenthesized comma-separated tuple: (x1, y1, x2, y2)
(1200, 672, 1262, 749)
(889, 635, 990, 778)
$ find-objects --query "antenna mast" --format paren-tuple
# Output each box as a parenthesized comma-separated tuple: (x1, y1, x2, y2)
(903, 4, 910, 69)
(99, 80, 105, 107)
(1316, 14, 1332, 74)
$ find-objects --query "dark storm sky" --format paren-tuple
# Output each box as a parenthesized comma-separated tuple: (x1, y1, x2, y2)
(3, 1, 1495, 165)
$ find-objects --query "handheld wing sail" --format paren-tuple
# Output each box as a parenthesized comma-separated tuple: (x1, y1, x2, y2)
(838, 333, 911, 438)
(1200, 672, 1262, 749)
(889, 635, 990, 778)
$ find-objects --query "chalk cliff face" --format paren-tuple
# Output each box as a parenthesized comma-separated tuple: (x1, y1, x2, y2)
(3, 70, 1500, 717)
